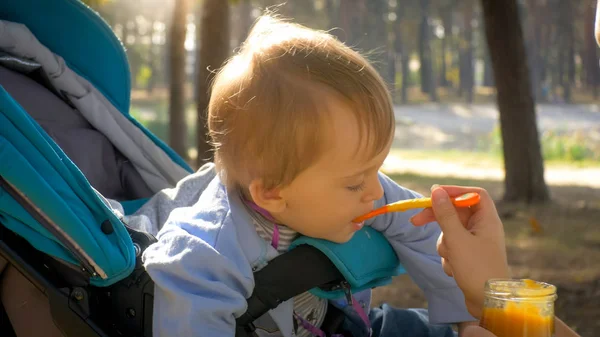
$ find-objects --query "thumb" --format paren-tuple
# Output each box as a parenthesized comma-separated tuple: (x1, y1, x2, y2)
(431, 187, 467, 238)
(462, 326, 497, 337)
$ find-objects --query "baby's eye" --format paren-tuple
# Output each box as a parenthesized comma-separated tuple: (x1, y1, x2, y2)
(346, 182, 365, 192)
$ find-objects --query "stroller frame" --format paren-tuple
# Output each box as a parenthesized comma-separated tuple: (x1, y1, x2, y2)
(0, 173, 155, 337)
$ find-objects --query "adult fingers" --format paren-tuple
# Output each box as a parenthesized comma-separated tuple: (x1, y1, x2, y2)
(435, 186, 497, 215)
(431, 187, 469, 239)
(410, 207, 473, 228)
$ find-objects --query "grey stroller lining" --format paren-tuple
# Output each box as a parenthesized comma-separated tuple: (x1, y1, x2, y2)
(0, 60, 154, 201)
(0, 20, 190, 194)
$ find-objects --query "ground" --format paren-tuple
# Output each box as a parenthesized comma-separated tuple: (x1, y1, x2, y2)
(372, 173, 600, 337)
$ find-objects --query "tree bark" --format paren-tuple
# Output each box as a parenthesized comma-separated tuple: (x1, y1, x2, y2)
(147, 18, 158, 94)
(419, 0, 437, 101)
(531, 2, 543, 99)
(363, 0, 390, 84)
(560, 0, 574, 103)
(482, 48, 494, 87)
(394, 0, 409, 103)
(440, 9, 452, 87)
(418, 0, 429, 94)
(540, 17, 551, 84)
(401, 45, 410, 104)
(460, 4, 474, 103)
(196, 0, 230, 166)
(337, 0, 364, 46)
(480, 0, 550, 203)
(168, 0, 189, 161)
(237, 0, 253, 46)
(585, 0, 600, 97)
(325, 0, 339, 30)
(557, 40, 564, 91)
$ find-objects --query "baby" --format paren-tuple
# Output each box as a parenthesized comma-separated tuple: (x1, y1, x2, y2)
(143, 15, 475, 337)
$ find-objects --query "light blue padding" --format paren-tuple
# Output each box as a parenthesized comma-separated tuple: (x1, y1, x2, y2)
(0, 0, 193, 173)
(289, 226, 406, 300)
(0, 86, 134, 287)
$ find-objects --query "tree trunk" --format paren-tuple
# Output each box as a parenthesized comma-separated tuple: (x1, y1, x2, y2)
(540, 17, 551, 84)
(401, 48, 410, 104)
(480, 0, 550, 203)
(482, 48, 494, 87)
(363, 0, 390, 84)
(388, 52, 397, 95)
(337, 0, 364, 46)
(325, 0, 339, 30)
(147, 19, 157, 94)
(460, 4, 474, 103)
(524, 0, 542, 100)
(562, 1, 574, 103)
(237, 0, 253, 46)
(196, 0, 230, 166)
(168, 0, 189, 161)
(533, 12, 542, 99)
(586, 0, 600, 97)
(533, 16, 543, 99)
(439, 36, 447, 87)
(557, 42, 564, 91)
(564, 33, 574, 103)
(147, 44, 157, 94)
(450, 11, 461, 89)
(394, 0, 409, 103)
(419, 0, 437, 101)
(440, 9, 452, 87)
(418, 1, 429, 94)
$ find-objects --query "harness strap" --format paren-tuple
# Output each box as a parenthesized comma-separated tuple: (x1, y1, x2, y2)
(236, 244, 343, 328)
(238, 200, 372, 337)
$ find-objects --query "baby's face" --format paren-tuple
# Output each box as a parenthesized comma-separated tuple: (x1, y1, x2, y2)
(274, 99, 391, 243)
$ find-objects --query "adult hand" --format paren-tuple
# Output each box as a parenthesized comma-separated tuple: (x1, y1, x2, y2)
(410, 185, 510, 318)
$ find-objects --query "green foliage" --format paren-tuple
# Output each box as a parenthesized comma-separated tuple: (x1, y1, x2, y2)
(136, 65, 153, 89)
(446, 67, 459, 88)
(541, 131, 597, 162)
(480, 125, 600, 163)
(130, 102, 197, 149)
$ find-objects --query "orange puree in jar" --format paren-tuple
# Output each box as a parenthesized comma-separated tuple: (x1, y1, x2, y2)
(480, 279, 557, 337)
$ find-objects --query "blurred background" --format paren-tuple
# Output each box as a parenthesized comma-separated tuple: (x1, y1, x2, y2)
(84, 0, 600, 334)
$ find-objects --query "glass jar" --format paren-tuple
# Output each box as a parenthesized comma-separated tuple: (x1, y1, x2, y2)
(480, 279, 557, 337)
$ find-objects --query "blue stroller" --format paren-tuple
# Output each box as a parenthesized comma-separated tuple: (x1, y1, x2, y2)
(0, 1, 404, 336)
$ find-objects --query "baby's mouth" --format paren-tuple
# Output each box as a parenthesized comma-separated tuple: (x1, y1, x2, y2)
(352, 221, 364, 231)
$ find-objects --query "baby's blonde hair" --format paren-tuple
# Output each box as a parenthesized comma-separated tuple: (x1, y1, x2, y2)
(208, 15, 395, 190)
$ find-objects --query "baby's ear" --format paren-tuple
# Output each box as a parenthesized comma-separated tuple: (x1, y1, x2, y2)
(248, 179, 286, 213)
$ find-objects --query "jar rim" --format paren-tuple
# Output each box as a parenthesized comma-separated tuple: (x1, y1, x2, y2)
(484, 278, 557, 300)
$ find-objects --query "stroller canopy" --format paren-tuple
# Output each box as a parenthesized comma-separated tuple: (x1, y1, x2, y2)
(1, 0, 131, 114)
(0, 0, 192, 286)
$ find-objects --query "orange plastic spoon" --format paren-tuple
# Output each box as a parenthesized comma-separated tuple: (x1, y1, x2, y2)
(352, 192, 480, 223)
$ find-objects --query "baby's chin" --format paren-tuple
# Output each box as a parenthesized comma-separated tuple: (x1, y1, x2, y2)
(327, 221, 364, 243)
(327, 230, 358, 244)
